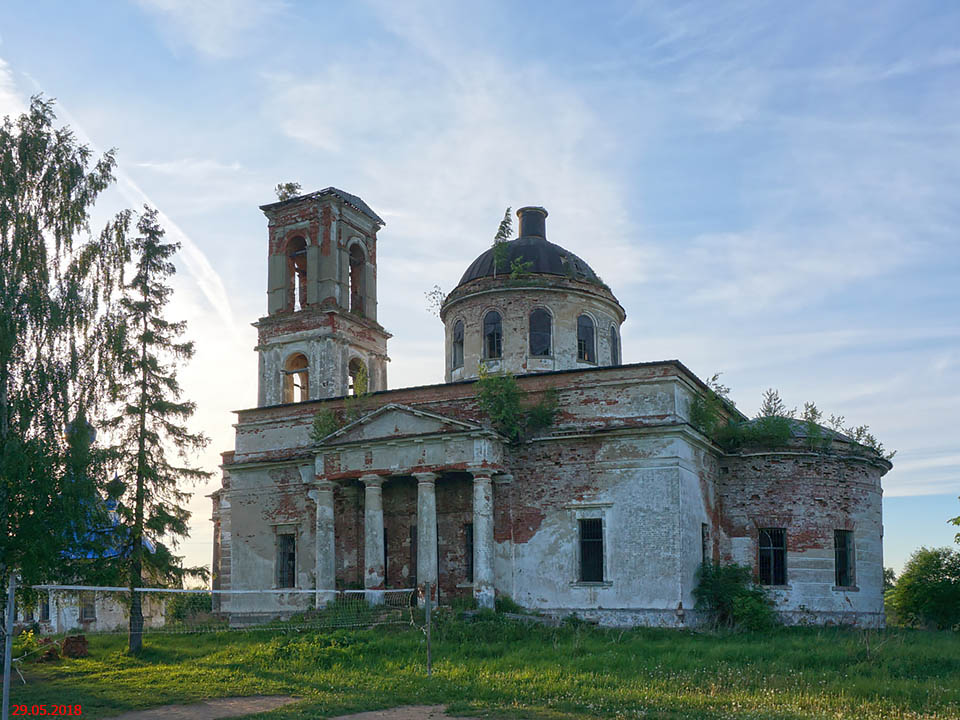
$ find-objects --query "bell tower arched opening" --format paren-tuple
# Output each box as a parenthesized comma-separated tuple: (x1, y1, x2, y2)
(282, 353, 309, 403)
(287, 236, 307, 311)
(349, 244, 366, 316)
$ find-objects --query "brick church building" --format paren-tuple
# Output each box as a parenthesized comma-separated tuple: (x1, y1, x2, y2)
(210, 188, 891, 626)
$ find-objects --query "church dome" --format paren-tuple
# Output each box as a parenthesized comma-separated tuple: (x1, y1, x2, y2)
(455, 207, 602, 289)
(440, 206, 625, 384)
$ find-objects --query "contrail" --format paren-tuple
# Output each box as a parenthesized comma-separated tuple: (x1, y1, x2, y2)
(22, 70, 239, 336)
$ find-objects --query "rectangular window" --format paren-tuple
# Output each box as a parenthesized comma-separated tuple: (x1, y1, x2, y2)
(834, 530, 855, 587)
(276, 533, 297, 588)
(758, 528, 786, 585)
(701, 523, 710, 565)
(40, 597, 50, 623)
(578, 518, 604, 582)
(464, 522, 474, 584)
(80, 592, 96, 622)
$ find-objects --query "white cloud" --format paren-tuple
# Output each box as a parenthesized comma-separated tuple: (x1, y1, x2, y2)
(135, 0, 287, 58)
(137, 158, 243, 175)
(0, 58, 26, 119)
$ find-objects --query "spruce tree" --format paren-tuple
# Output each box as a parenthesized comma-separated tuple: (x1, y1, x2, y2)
(103, 207, 210, 654)
(0, 97, 129, 590)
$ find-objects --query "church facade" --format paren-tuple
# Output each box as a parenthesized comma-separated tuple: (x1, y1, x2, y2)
(210, 189, 891, 627)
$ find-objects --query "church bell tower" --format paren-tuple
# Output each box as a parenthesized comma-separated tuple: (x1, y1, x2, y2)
(254, 187, 390, 406)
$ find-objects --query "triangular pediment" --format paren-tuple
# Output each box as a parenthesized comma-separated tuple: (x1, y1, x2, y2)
(318, 403, 487, 446)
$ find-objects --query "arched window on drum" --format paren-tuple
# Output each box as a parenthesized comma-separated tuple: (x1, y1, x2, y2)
(577, 314, 595, 363)
(483, 311, 502, 360)
(529, 309, 551, 357)
(452, 320, 464, 369)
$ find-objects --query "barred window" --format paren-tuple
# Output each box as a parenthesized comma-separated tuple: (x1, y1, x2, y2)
(483, 311, 502, 360)
(80, 592, 96, 622)
(40, 597, 50, 623)
(276, 533, 296, 588)
(452, 320, 464, 369)
(577, 315, 595, 363)
(529, 309, 551, 357)
(758, 528, 786, 585)
(578, 518, 604, 582)
(834, 530, 855, 587)
(610, 325, 620, 365)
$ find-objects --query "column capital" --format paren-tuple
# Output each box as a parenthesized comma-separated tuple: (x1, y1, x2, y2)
(360, 473, 385, 488)
(468, 467, 494, 481)
(413, 471, 438, 485)
(493, 473, 514, 484)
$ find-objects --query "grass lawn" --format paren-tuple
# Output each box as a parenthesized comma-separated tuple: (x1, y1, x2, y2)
(9, 613, 960, 720)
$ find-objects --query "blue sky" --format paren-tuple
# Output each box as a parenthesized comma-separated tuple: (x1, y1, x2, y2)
(2, 0, 958, 574)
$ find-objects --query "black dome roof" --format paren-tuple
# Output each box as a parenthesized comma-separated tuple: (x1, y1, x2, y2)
(457, 235, 601, 287)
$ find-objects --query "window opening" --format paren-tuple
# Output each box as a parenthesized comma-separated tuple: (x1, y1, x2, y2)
(610, 325, 620, 365)
(282, 353, 309, 403)
(452, 320, 464, 369)
(483, 311, 502, 360)
(349, 244, 366, 316)
(80, 592, 96, 622)
(758, 527, 786, 585)
(348, 357, 367, 396)
(464, 522, 474, 584)
(577, 315, 595, 363)
(287, 236, 307, 312)
(529, 309, 552, 357)
(701, 523, 710, 565)
(276, 533, 296, 588)
(834, 530, 855, 587)
(40, 596, 50, 623)
(578, 518, 604, 582)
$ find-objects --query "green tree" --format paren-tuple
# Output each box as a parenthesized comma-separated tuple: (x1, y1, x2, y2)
(886, 547, 960, 629)
(757, 388, 795, 418)
(491, 207, 512, 278)
(0, 97, 129, 591)
(275, 181, 302, 201)
(102, 208, 210, 654)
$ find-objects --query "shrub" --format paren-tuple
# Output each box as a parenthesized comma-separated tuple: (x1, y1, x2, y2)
(166, 592, 212, 623)
(494, 594, 525, 614)
(886, 547, 960, 630)
(693, 562, 777, 631)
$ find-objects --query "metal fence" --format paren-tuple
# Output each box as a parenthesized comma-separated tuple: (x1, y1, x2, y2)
(2, 577, 434, 720)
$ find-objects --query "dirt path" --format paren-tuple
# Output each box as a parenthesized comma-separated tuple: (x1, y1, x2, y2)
(106, 698, 485, 720)
(106, 696, 298, 720)
(330, 708, 483, 719)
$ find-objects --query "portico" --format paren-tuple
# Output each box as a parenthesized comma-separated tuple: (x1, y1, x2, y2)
(310, 404, 507, 608)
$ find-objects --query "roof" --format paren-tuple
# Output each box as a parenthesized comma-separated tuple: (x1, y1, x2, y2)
(456, 235, 602, 288)
(259, 187, 385, 226)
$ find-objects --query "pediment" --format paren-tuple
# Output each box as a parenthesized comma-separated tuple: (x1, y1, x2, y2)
(318, 403, 487, 446)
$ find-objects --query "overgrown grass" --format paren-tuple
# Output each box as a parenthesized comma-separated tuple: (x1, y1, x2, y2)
(11, 614, 960, 719)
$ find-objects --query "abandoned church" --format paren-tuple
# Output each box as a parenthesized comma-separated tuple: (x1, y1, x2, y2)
(210, 188, 892, 627)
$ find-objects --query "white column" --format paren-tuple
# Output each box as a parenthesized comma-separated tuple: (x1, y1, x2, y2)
(308, 480, 336, 608)
(471, 470, 495, 609)
(361, 474, 385, 603)
(415, 472, 439, 605)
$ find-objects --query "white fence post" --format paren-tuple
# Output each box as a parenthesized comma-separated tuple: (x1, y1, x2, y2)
(2, 572, 16, 720)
